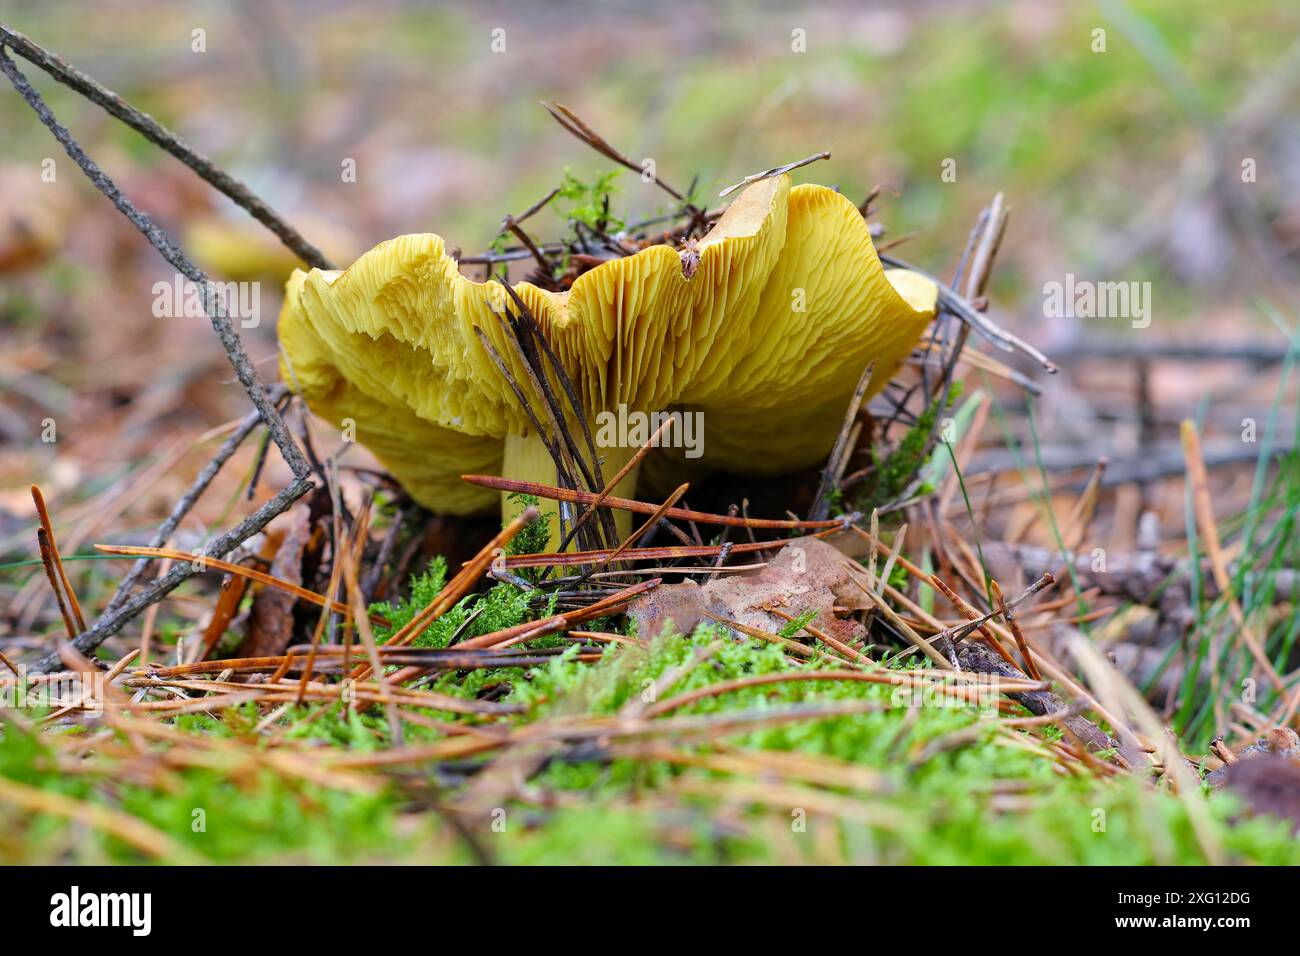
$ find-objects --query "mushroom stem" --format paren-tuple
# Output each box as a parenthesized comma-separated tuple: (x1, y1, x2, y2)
(502, 431, 641, 549)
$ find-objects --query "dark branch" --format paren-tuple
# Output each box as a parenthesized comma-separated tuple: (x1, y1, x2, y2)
(0, 24, 334, 270)
(1, 44, 316, 665)
(33, 478, 313, 673)
(0, 45, 309, 481)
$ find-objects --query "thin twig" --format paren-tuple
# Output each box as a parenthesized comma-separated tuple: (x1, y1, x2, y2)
(880, 250, 1057, 374)
(30, 485, 85, 632)
(105, 394, 278, 615)
(810, 360, 876, 521)
(549, 415, 675, 563)
(718, 151, 830, 198)
(32, 478, 312, 673)
(462, 475, 851, 530)
(1181, 419, 1285, 693)
(0, 25, 332, 269)
(36, 529, 77, 640)
(0, 48, 308, 480)
(95, 544, 380, 623)
(543, 101, 695, 207)
(576, 483, 690, 584)
(3, 46, 316, 667)
(990, 579, 1041, 681)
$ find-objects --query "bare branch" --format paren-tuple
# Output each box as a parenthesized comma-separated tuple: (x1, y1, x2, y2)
(0, 24, 333, 270)
(0, 45, 310, 481)
(718, 151, 830, 198)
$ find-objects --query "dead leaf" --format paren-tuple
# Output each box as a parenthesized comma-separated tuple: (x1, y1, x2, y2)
(628, 537, 869, 646)
(239, 505, 312, 659)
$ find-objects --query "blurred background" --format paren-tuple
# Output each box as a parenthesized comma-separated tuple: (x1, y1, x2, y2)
(2, 0, 1299, 649)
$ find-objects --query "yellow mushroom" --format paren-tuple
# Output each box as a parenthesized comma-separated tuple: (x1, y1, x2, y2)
(187, 214, 358, 285)
(277, 173, 937, 539)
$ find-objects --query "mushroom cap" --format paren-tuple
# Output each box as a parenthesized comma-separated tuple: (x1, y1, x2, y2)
(186, 214, 357, 285)
(278, 173, 937, 513)
(278, 268, 505, 513)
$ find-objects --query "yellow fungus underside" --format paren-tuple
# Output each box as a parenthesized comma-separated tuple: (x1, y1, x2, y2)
(278, 173, 937, 513)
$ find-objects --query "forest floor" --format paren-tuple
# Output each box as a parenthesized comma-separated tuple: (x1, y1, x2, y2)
(2, 1, 1300, 863)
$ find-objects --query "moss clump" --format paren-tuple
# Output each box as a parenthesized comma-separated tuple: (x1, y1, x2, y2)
(858, 381, 964, 511)
(370, 556, 546, 649)
(4, 576, 1296, 865)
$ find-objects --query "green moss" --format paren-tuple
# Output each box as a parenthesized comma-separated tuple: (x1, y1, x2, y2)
(3, 622, 1298, 864)
(505, 493, 552, 560)
(0, 709, 410, 864)
(556, 167, 625, 235)
(858, 383, 963, 511)
(777, 610, 818, 639)
(367, 551, 548, 652)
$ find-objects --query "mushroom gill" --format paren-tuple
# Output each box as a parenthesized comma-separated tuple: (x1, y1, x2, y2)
(277, 173, 938, 538)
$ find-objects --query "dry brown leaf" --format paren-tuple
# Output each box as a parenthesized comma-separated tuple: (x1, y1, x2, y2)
(239, 506, 313, 659)
(628, 537, 869, 646)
